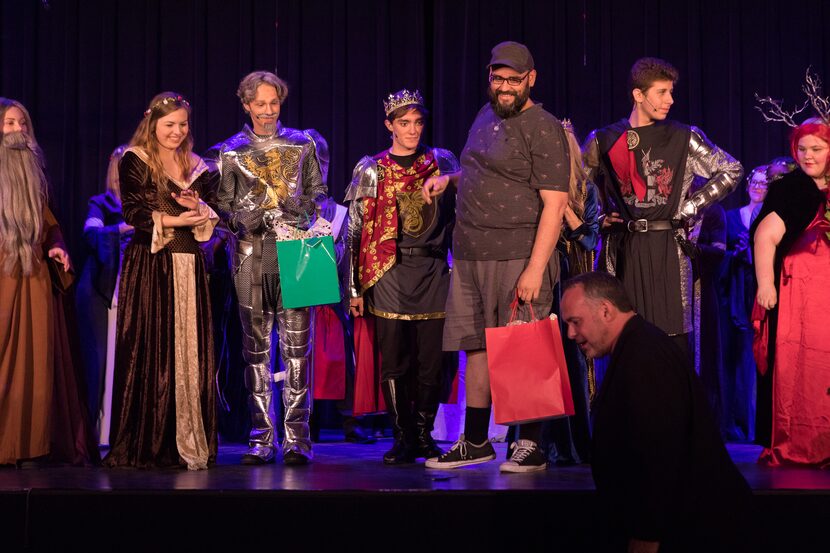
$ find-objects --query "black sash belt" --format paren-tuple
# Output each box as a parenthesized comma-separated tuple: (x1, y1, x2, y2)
(615, 219, 680, 233)
(398, 246, 446, 258)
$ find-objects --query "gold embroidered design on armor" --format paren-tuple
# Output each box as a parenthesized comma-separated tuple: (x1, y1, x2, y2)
(241, 148, 301, 209)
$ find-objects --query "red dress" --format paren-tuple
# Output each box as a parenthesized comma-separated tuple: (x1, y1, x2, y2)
(761, 190, 830, 467)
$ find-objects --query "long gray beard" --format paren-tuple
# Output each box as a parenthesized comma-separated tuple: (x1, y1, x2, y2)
(0, 131, 48, 275)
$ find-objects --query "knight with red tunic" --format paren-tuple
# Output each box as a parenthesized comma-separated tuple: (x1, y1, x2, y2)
(346, 90, 459, 464)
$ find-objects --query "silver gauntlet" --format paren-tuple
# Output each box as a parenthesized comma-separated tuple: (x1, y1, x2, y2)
(679, 172, 738, 220)
(680, 127, 743, 221)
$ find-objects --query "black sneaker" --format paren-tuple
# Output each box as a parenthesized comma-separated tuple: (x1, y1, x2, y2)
(424, 435, 496, 469)
(499, 439, 547, 473)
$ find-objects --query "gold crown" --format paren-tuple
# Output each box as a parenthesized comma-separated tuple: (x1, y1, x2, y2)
(383, 89, 425, 116)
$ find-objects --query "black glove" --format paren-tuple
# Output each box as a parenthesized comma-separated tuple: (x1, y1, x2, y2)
(676, 234, 699, 259)
(232, 207, 265, 235)
(279, 195, 317, 227)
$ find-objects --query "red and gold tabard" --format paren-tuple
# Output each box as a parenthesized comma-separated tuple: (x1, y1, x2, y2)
(358, 149, 440, 292)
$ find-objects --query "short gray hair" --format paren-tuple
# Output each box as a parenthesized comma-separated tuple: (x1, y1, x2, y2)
(237, 71, 289, 105)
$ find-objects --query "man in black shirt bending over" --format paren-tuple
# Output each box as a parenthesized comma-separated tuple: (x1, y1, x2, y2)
(560, 272, 754, 553)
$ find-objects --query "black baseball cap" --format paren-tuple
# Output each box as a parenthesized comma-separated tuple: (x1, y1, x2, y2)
(488, 41, 534, 73)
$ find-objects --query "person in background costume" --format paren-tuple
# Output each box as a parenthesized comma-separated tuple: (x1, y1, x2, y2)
(690, 200, 727, 431)
(582, 57, 743, 361)
(716, 165, 769, 441)
(217, 71, 328, 465)
(542, 119, 599, 465)
(76, 145, 131, 445)
(311, 196, 376, 445)
(105, 92, 219, 470)
(346, 89, 459, 464)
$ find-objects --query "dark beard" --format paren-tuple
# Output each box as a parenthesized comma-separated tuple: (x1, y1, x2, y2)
(488, 86, 531, 119)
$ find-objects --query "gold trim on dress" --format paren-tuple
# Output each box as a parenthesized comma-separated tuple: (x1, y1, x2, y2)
(171, 252, 210, 470)
(360, 255, 396, 293)
(368, 305, 446, 320)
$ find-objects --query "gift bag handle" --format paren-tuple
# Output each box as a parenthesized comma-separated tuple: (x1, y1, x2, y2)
(508, 290, 537, 324)
(292, 210, 314, 240)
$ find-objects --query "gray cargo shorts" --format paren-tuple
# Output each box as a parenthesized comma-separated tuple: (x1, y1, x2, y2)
(442, 257, 557, 352)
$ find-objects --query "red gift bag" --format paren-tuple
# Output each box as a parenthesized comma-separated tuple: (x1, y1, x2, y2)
(312, 305, 346, 400)
(485, 300, 574, 425)
(352, 315, 386, 416)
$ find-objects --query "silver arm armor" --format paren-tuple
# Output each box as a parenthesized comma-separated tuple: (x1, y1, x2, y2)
(345, 156, 378, 298)
(433, 147, 461, 175)
(581, 131, 610, 217)
(344, 156, 379, 202)
(346, 200, 366, 298)
(302, 129, 330, 203)
(581, 131, 602, 183)
(216, 142, 264, 234)
(679, 127, 744, 221)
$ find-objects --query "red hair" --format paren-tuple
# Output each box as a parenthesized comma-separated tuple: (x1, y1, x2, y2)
(790, 122, 830, 172)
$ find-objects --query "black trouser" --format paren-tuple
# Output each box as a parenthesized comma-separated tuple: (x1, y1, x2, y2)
(375, 317, 445, 388)
(671, 332, 692, 366)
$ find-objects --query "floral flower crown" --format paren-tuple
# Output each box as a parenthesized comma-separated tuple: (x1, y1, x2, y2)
(143, 95, 190, 118)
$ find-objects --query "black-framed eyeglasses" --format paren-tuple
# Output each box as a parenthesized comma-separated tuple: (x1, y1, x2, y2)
(489, 72, 530, 86)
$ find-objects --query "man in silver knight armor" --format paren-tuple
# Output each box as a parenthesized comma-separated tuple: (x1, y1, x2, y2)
(582, 57, 743, 360)
(216, 70, 328, 465)
(346, 90, 459, 464)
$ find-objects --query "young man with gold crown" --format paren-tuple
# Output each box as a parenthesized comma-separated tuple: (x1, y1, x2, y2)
(346, 89, 459, 464)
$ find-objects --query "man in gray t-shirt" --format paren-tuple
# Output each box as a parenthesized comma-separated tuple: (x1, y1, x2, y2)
(422, 41, 570, 473)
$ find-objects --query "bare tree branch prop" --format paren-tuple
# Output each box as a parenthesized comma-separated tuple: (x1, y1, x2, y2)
(754, 93, 807, 128)
(803, 68, 830, 124)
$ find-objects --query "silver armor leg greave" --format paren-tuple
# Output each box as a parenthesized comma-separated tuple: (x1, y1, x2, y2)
(234, 242, 277, 461)
(276, 305, 312, 455)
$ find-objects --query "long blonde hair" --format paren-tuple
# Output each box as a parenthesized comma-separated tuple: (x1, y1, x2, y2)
(562, 119, 587, 217)
(105, 144, 128, 199)
(128, 92, 193, 185)
(0, 98, 49, 276)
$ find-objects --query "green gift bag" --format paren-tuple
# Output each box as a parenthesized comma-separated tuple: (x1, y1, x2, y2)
(276, 235, 341, 309)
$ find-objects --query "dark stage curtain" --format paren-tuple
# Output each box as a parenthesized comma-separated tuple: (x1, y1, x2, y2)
(2, 0, 829, 269)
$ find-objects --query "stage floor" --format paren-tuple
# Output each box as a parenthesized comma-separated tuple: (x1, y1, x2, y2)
(2, 439, 829, 552)
(2, 440, 829, 493)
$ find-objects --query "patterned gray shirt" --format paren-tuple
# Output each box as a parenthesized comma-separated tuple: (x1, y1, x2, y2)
(453, 103, 570, 260)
